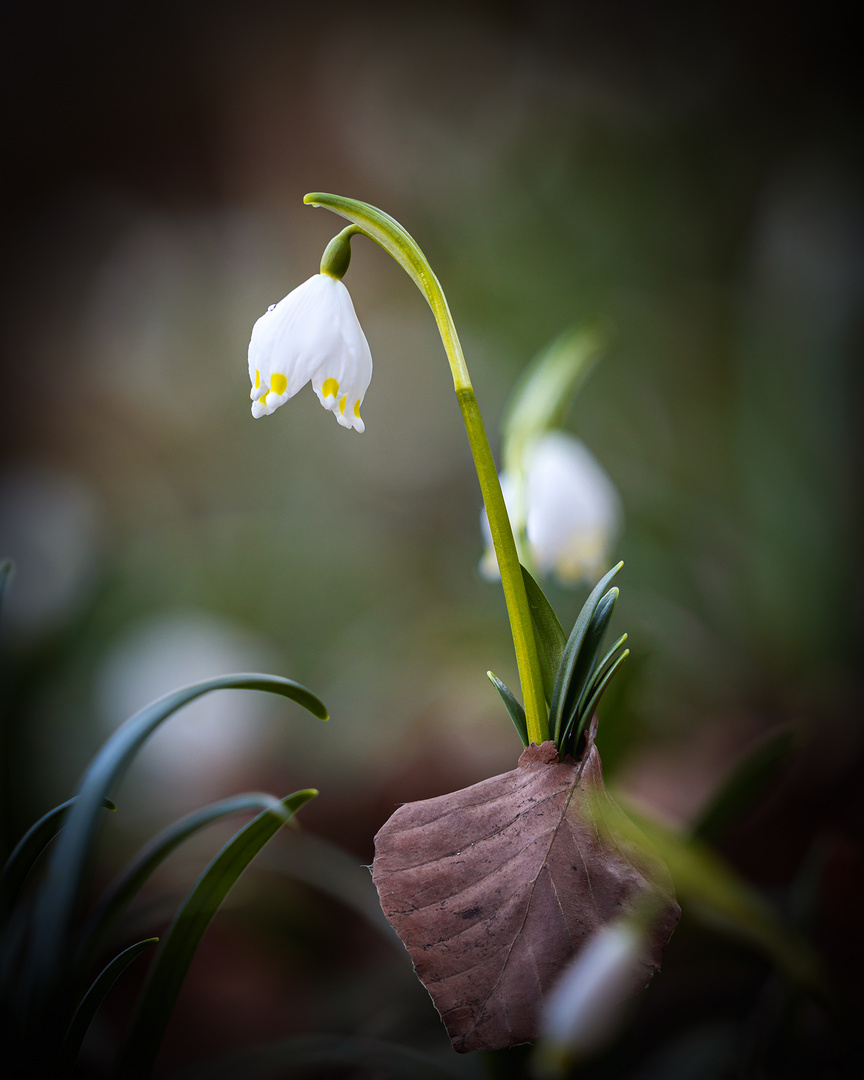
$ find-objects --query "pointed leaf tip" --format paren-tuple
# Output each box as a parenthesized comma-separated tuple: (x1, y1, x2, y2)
(488, 671, 529, 748)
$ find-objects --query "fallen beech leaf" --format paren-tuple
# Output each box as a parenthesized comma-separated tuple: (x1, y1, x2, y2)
(372, 724, 680, 1053)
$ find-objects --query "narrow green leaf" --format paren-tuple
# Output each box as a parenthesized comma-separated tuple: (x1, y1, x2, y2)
(564, 587, 619, 718)
(569, 649, 629, 754)
(692, 726, 796, 843)
(1, 797, 116, 922)
(25, 674, 326, 1010)
(583, 633, 628, 704)
(521, 566, 566, 706)
(118, 789, 317, 1080)
(549, 563, 623, 742)
(555, 586, 619, 754)
(75, 792, 289, 972)
(556, 592, 619, 757)
(487, 671, 528, 747)
(59, 937, 157, 1075)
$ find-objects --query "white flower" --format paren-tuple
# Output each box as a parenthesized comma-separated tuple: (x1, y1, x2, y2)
(540, 920, 641, 1058)
(248, 273, 372, 432)
(481, 431, 622, 585)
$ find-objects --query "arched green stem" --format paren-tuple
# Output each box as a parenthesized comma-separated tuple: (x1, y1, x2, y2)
(304, 193, 548, 744)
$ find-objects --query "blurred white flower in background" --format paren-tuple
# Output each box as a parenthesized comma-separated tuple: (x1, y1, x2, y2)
(0, 466, 104, 640)
(538, 919, 642, 1070)
(481, 430, 622, 586)
(249, 274, 372, 432)
(96, 611, 283, 813)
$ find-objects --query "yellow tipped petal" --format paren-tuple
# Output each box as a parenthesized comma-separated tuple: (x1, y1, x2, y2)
(270, 372, 288, 395)
(321, 377, 339, 399)
(353, 399, 361, 418)
(339, 394, 347, 414)
(254, 369, 261, 389)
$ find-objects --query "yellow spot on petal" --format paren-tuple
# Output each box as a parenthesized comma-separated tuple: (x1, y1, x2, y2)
(259, 392, 269, 406)
(254, 369, 261, 389)
(321, 377, 339, 399)
(270, 372, 288, 396)
(353, 400, 361, 418)
(339, 395, 347, 414)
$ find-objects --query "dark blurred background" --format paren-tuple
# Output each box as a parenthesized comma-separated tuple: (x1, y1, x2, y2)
(1, 1, 862, 1076)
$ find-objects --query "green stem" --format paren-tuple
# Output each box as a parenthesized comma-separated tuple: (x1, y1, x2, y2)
(304, 192, 548, 744)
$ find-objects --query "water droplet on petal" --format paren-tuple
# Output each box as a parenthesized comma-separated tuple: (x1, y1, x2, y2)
(267, 304, 276, 312)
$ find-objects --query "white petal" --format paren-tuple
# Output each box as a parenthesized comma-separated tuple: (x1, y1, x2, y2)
(523, 432, 621, 584)
(247, 274, 372, 430)
(542, 921, 641, 1054)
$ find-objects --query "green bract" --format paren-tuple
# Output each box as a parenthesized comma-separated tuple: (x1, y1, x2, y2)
(492, 563, 630, 759)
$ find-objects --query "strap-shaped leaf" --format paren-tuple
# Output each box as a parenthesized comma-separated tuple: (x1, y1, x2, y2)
(584, 633, 628, 704)
(568, 648, 630, 755)
(556, 593, 619, 757)
(59, 937, 157, 1075)
(25, 674, 327, 1009)
(1, 797, 115, 923)
(521, 566, 566, 706)
(118, 788, 317, 1079)
(75, 792, 289, 971)
(549, 563, 623, 743)
(555, 587, 619, 754)
(563, 587, 619, 722)
(487, 671, 528, 747)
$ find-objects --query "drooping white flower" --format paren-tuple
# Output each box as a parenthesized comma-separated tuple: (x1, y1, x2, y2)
(480, 431, 621, 585)
(248, 273, 372, 432)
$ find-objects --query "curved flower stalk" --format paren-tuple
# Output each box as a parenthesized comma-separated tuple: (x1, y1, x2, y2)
(261, 193, 549, 744)
(480, 430, 622, 585)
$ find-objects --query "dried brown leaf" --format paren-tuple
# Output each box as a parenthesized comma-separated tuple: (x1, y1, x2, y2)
(372, 725, 680, 1053)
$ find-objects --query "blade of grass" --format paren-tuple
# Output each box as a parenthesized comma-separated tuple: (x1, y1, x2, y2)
(118, 789, 317, 1079)
(25, 674, 327, 1010)
(59, 937, 158, 1076)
